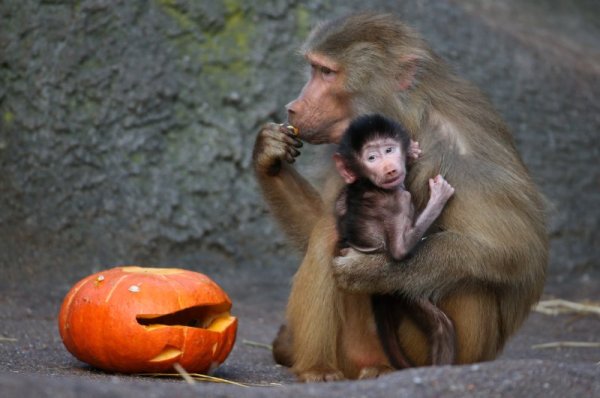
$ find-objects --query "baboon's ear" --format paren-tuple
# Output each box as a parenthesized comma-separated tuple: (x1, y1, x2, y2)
(333, 153, 357, 184)
(398, 55, 422, 91)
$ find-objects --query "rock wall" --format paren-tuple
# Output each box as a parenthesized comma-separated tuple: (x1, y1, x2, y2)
(1, 0, 598, 290)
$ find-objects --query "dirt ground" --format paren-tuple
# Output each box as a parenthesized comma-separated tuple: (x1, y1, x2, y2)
(1, 265, 598, 398)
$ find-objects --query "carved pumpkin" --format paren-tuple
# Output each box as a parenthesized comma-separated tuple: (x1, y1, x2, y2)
(58, 266, 237, 374)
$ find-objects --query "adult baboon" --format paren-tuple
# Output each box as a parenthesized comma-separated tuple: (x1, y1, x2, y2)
(252, 13, 547, 381)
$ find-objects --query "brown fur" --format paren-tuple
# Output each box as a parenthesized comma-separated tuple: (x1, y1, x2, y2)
(254, 12, 547, 381)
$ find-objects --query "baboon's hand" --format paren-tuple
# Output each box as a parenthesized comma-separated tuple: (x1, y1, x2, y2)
(253, 123, 303, 176)
(332, 248, 384, 293)
(429, 174, 455, 204)
(407, 140, 422, 164)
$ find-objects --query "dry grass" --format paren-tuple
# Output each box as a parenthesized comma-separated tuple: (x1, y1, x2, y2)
(532, 341, 600, 349)
(534, 298, 600, 316)
(532, 298, 600, 351)
(137, 362, 282, 387)
(242, 339, 273, 350)
(136, 362, 249, 387)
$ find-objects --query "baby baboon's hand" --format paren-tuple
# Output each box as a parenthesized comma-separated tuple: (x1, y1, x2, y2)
(407, 140, 422, 164)
(428, 174, 455, 205)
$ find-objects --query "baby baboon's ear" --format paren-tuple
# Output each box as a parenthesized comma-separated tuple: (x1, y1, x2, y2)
(333, 153, 357, 184)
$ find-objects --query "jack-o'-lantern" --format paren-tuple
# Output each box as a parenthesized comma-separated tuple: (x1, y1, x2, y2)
(58, 266, 237, 374)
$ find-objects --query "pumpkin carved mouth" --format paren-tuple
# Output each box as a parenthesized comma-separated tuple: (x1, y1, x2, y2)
(136, 303, 234, 332)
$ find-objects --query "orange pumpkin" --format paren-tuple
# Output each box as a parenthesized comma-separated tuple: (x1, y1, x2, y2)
(58, 266, 237, 374)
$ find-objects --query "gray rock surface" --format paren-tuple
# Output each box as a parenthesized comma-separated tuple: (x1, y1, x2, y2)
(0, 0, 598, 397)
